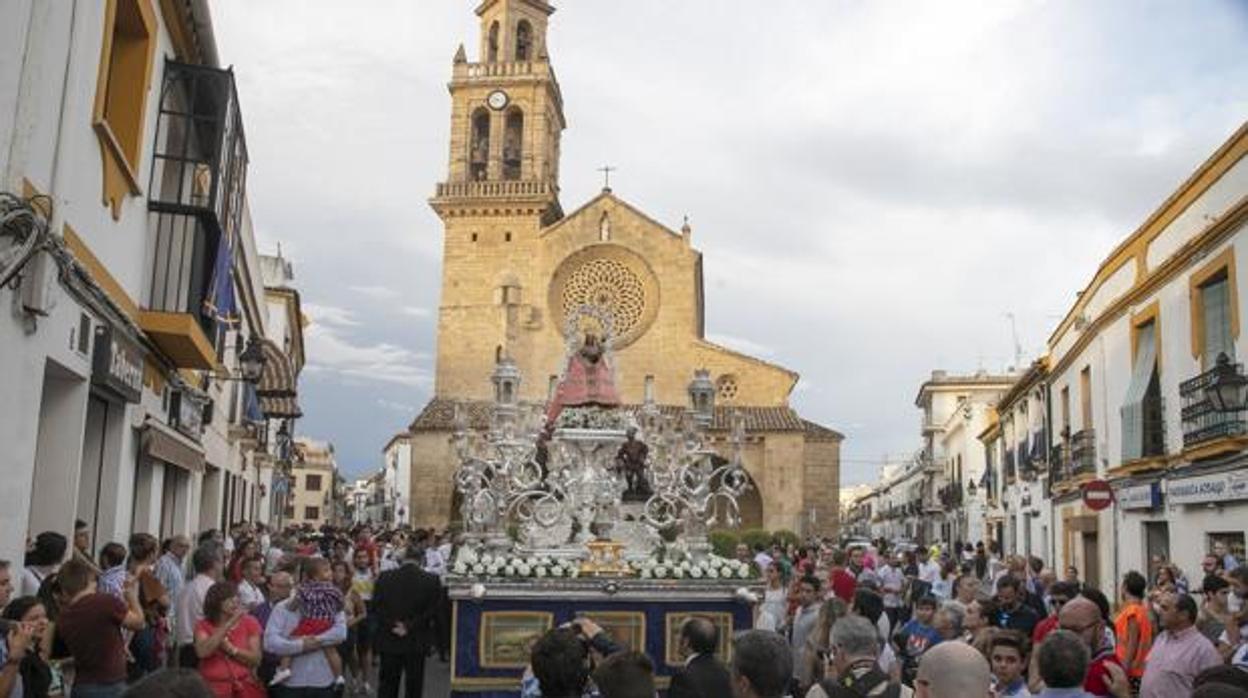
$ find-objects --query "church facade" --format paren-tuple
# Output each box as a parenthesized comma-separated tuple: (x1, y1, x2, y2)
(400, 0, 843, 537)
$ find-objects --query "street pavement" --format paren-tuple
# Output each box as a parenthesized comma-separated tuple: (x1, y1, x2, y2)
(353, 655, 451, 696)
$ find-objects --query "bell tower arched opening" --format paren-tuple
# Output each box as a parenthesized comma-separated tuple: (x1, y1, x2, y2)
(470, 108, 491, 181)
(516, 20, 533, 61)
(503, 108, 524, 181)
(487, 21, 500, 63)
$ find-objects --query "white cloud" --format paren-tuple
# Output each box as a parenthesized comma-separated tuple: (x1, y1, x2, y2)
(302, 303, 359, 328)
(348, 285, 402, 300)
(376, 399, 415, 413)
(212, 0, 1248, 479)
(303, 324, 431, 388)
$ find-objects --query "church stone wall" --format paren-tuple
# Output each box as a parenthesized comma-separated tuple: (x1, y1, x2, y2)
(760, 434, 807, 533)
(437, 211, 548, 399)
(802, 438, 842, 539)
(409, 431, 458, 529)
(689, 342, 797, 408)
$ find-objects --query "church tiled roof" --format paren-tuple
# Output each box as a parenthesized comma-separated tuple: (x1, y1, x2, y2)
(408, 397, 842, 440)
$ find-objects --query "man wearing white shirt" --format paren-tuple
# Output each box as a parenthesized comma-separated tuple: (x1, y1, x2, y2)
(174, 545, 222, 668)
(264, 596, 348, 696)
(423, 545, 446, 579)
(753, 544, 773, 576)
(879, 554, 905, 629)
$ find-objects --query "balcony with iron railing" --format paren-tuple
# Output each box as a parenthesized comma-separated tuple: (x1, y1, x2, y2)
(142, 60, 247, 369)
(1048, 444, 1068, 484)
(1181, 361, 1248, 449)
(1071, 429, 1097, 476)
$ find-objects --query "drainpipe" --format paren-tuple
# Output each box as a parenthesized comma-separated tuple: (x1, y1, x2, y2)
(1045, 379, 1056, 568)
(1097, 332, 1119, 595)
(46, 0, 82, 240)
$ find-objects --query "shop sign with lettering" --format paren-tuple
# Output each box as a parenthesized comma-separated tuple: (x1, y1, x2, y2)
(91, 325, 144, 403)
(1116, 482, 1161, 510)
(1168, 471, 1248, 505)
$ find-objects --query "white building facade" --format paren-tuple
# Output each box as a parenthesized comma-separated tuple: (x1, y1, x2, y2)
(0, 0, 303, 565)
(382, 434, 412, 527)
(1042, 123, 1248, 594)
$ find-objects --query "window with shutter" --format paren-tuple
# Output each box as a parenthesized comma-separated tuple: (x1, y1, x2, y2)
(1202, 275, 1234, 369)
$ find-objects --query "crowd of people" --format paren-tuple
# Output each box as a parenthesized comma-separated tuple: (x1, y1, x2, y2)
(516, 538, 1248, 698)
(3, 524, 1247, 698)
(0, 521, 451, 698)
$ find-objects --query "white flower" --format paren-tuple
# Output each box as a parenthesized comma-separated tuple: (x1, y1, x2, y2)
(707, 568, 719, 579)
(551, 567, 564, 577)
(503, 565, 516, 576)
(737, 566, 750, 579)
(472, 563, 485, 575)
(673, 567, 685, 579)
(655, 566, 668, 579)
(680, 560, 692, 570)
(536, 566, 548, 578)
(460, 548, 479, 565)
(486, 564, 500, 576)
(517, 564, 531, 576)
(453, 562, 468, 575)
(481, 553, 494, 565)
(689, 566, 704, 579)
(568, 567, 581, 578)
(640, 568, 652, 579)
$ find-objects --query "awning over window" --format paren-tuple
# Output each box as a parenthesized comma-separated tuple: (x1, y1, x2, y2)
(257, 338, 302, 418)
(141, 418, 206, 473)
(1121, 322, 1158, 461)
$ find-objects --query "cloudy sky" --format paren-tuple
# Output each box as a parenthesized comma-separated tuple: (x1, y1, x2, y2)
(213, 1, 1248, 484)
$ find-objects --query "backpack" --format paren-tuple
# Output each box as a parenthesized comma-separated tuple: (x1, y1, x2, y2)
(819, 668, 902, 698)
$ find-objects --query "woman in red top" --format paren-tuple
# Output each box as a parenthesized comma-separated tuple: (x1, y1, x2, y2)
(226, 538, 259, 584)
(195, 582, 265, 698)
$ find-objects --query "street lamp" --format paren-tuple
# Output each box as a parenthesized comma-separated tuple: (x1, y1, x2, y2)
(238, 335, 267, 383)
(219, 335, 267, 384)
(1205, 353, 1248, 413)
(688, 368, 715, 427)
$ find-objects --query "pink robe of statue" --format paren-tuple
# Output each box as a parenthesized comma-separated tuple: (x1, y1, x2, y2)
(546, 350, 621, 424)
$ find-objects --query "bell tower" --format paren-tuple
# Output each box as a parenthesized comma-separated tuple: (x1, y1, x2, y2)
(432, 0, 565, 200)
(428, 0, 567, 400)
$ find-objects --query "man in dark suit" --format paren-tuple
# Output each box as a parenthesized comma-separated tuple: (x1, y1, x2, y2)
(372, 541, 443, 698)
(667, 616, 732, 698)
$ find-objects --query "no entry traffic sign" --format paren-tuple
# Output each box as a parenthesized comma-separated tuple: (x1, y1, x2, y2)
(1082, 479, 1115, 511)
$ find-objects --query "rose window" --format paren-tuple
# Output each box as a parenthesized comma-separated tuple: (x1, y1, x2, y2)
(716, 374, 740, 403)
(550, 245, 659, 349)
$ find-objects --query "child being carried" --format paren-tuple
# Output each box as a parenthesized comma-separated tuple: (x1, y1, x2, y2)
(271, 558, 345, 687)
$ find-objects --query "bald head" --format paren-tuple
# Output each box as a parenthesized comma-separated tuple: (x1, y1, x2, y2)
(1057, 596, 1103, 650)
(916, 641, 991, 698)
(267, 571, 294, 602)
(1059, 596, 1098, 621)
